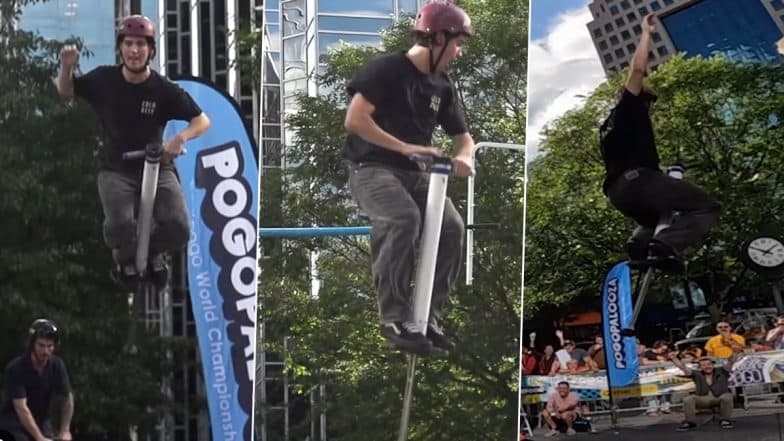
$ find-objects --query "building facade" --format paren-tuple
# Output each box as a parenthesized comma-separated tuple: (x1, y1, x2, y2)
(586, 0, 784, 75)
(19, 0, 118, 70)
(140, 0, 256, 128)
(262, 0, 419, 171)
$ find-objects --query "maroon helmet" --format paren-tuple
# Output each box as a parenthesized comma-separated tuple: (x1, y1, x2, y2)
(116, 15, 156, 61)
(118, 15, 155, 39)
(415, 2, 473, 37)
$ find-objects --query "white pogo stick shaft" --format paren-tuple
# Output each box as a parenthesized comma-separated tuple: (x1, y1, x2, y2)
(399, 158, 452, 441)
(135, 146, 162, 273)
(411, 160, 452, 334)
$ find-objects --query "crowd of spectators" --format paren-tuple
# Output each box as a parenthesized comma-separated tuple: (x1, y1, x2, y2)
(522, 316, 784, 377)
(521, 316, 784, 436)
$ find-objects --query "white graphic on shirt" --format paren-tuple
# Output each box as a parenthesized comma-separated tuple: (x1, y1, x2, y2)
(141, 100, 157, 116)
(430, 95, 441, 113)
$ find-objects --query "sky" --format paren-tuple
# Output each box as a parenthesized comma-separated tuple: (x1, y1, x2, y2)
(526, 0, 606, 160)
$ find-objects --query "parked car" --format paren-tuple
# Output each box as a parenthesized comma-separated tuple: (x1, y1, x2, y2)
(575, 340, 595, 352)
(674, 308, 778, 352)
(674, 321, 715, 352)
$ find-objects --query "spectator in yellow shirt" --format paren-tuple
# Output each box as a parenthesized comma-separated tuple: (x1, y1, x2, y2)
(705, 321, 745, 358)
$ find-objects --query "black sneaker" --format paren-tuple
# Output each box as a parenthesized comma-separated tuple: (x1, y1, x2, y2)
(676, 421, 696, 432)
(720, 420, 733, 429)
(648, 240, 686, 274)
(148, 253, 169, 288)
(111, 264, 139, 291)
(427, 319, 455, 352)
(381, 322, 435, 356)
(624, 239, 649, 261)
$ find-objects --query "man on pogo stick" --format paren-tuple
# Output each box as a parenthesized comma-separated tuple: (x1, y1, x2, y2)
(56, 15, 210, 289)
(599, 14, 719, 273)
(344, 1, 476, 356)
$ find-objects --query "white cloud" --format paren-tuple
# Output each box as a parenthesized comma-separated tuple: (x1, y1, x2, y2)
(526, 4, 606, 161)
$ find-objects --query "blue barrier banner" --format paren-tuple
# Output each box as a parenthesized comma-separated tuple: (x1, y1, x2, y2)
(164, 78, 258, 441)
(601, 261, 638, 387)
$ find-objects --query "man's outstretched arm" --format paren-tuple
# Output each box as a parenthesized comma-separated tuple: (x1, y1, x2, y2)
(626, 14, 656, 95)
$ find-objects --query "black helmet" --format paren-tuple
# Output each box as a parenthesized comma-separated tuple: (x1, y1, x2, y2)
(29, 318, 59, 345)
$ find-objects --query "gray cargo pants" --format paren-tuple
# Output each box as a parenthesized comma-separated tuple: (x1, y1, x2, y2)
(348, 162, 464, 324)
(97, 168, 190, 266)
(607, 167, 719, 252)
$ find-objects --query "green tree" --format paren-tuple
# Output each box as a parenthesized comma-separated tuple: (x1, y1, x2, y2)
(524, 55, 784, 329)
(1, 2, 179, 438)
(256, 0, 527, 439)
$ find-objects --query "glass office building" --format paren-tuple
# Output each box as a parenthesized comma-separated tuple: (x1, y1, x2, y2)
(587, 0, 784, 75)
(661, 0, 784, 64)
(261, 0, 282, 173)
(19, 0, 117, 71)
(262, 0, 420, 171)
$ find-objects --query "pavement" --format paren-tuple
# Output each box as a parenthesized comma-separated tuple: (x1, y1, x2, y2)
(525, 400, 784, 440)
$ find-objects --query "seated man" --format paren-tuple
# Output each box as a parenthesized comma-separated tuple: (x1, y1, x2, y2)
(522, 347, 539, 375)
(764, 315, 784, 351)
(669, 352, 737, 431)
(641, 340, 670, 365)
(587, 336, 606, 371)
(555, 337, 594, 370)
(538, 345, 561, 376)
(542, 381, 579, 436)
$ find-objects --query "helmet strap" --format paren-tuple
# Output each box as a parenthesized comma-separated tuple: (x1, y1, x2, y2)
(428, 32, 454, 74)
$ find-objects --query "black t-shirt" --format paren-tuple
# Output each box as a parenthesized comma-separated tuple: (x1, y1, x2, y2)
(73, 65, 203, 173)
(599, 87, 660, 193)
(0, 354, 71, 432)
(343, 52, 468, 171)
(643, 349, 661, 361)
(570, 347, 589, 363)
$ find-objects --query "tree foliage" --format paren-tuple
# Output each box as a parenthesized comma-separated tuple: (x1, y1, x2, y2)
(1, 1, 179, 438)
(524, 55, 784, 329)
(256, 0, 527, 439)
